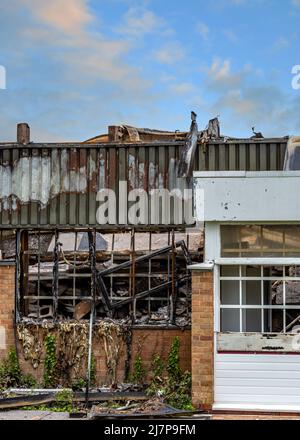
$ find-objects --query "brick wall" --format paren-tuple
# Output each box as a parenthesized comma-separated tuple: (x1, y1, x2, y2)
(0, 262, 191, 386)
(191, 270, 214, 410)
(0, 264, 15, 360)
(17, 327, 191, 386)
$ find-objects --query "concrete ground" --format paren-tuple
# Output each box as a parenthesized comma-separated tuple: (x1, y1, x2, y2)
(0, 410, 73, 420)
(2, 410, 300, 420)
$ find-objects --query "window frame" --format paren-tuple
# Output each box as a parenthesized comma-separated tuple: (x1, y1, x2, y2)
(219, 265, 300, 333)
(212, 222, 300, 334)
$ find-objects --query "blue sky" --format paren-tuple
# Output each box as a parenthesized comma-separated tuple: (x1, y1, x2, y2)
(0, 0, 300, 141)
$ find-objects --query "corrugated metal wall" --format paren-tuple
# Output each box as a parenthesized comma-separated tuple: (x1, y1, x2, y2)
(0, 139, 287, 228)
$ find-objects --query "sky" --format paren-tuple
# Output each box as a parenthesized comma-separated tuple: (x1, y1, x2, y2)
(0, 0, 300, 141)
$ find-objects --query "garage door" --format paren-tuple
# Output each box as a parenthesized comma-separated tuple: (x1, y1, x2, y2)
(214, 353, 300, 411)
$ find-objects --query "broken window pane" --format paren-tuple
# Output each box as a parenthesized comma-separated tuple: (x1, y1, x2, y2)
(285, 309, 300, 332)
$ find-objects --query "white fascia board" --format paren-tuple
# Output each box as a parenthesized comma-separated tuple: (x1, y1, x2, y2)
(193, 171, 300, 178)
(194, 172, 300, 222)
(187, 261, 214, 271)
(215, 258, 300, 266)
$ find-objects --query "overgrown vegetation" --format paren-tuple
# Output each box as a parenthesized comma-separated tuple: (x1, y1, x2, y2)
(146, 337, 193, 411)
(0, 348, 36, 390)
(71, 353, 96, 390)
(90, 353, 96, 386)
(43, 334, 57, 387)
(54, 389, 74, 412)
(131, 355, 146, 384)
(22, 389, 75, 413)
(72, 377, 86, 391)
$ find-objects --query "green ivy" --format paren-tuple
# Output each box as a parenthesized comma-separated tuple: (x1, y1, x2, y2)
(22, 390, 75, 413)
(0, 348, 36, 390)
(132, 355, 145, 384)
(152, 354, 165, 378)
(146, 337, 194, 411)
(167, 336, 182, 384)
(54, 389, 74, 412)
(90, 353, 96, 386)
(43, 334, 57, 387)
(72, 377, 86, 391)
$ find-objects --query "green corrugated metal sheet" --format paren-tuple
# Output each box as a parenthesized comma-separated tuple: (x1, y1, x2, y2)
(0, 139, 288, 228)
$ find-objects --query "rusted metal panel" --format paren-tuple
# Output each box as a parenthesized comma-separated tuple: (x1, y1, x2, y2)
(0, 139, 287, 228)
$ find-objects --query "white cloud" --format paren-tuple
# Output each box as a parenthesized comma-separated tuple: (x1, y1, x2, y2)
(0, 1, 164, 140)
(292, 0, 300, 7)
(153, 42, 185, 64)
(273, 36, 290, 51)
(202, 58, 300, 136)
(196, 21, 210, 40)
(223, 29, 238, 43)
(16, 0, 148, 89)
(206, 58, 245, 88)
(20, 0, 93, 37)
(169, 82, 196, 94)
(116, 7, 172, 37)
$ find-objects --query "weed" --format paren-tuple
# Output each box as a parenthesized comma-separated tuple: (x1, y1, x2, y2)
(146, 337, 194, 411)
(43, 334, 57, 387)
(0, 348, 36, 390)
(132, 355, 145, 384)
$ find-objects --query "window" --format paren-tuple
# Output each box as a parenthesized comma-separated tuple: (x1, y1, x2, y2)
(220, 265, 300, 333)
(221, 225, 300, 257)
(11, 229, 193, 325)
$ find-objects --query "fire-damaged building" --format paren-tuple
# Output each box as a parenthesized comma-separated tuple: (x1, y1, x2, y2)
(1, 114, 299, 414)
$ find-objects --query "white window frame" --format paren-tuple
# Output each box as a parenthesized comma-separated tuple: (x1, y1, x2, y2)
(208, 222, 300, 334)
(219, 264, 300, 333)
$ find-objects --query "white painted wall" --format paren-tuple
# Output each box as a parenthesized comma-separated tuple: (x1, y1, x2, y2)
(194, 171, 300, 222)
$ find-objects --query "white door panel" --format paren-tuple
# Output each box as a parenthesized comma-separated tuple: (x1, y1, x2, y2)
(215, 353, 300, 409)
